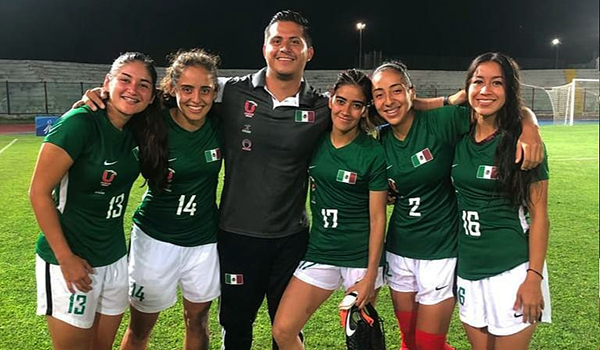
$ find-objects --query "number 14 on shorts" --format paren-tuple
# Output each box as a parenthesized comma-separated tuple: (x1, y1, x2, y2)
(130, 282, 145, 301)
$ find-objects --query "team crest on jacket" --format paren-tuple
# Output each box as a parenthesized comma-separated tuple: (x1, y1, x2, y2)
(242, 139, 252, 151)
(295, 110, 315, 123)
(101, 170, 117, 187)
(244, 100, 258, 118)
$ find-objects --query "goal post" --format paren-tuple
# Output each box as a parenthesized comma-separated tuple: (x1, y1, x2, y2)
(546, 79, 599, 125)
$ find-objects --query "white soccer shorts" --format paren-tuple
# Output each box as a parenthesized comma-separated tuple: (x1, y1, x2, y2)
(36, 254, 128, 329)
(385, 252, 456, 305)
(293, 260, 384, 291)
(457, 261, 552, 336)
(128, 224, 220, 313)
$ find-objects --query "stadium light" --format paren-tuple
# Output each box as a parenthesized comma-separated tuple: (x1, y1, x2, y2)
(551, 38, 561, 69)
(356, 22, 366, 69)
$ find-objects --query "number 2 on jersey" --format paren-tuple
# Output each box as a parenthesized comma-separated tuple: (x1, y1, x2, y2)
(462, 210, 481, 236)
(177, 195, 197, 216)
(408, 197, 421, 217)
(321, 209, 338, 228)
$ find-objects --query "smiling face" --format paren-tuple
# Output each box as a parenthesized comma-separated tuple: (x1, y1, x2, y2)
(171, 65, 216, 129)
(103, 60, 155, 117)
(371, 69, 415, 127)
(263, 20, 314, 81)
(468, 61, 506, 119)
(329, 84, 367, 134)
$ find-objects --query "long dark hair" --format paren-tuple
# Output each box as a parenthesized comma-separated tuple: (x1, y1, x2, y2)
(109, 52, 169, 191)
(465, 52, 536, 206)
(329, 68, 377, 133)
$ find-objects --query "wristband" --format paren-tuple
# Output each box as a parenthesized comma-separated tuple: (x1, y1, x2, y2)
(443, 95, 450, 106)
(527, 268, 544, 279)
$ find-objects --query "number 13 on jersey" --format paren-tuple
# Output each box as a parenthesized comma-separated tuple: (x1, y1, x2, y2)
(106, 193, 125, 219)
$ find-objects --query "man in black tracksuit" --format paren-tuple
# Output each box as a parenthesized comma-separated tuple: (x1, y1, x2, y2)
(214, 10, 330, 350)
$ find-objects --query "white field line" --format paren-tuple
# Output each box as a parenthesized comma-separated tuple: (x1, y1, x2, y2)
(0, 139, 17, 155)
(550, 157, 598, 161)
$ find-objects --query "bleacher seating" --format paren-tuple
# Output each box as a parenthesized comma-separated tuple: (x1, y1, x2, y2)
(0, 59, 598, 118)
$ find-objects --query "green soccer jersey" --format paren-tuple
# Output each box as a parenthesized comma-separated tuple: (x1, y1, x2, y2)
(35, 106, 140, 267)
(452, 133, 549, 280)
(382, 106, 471, 259)
(304, 132, 388, 268)
(133, 110, 222, 246)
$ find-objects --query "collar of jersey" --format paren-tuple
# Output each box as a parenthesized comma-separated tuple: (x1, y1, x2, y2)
(252, 67, 310, 109)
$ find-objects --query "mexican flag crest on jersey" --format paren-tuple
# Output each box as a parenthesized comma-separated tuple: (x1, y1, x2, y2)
(476, 165, 498, 180)
(336, 170, 357, 184)
(411, 148, 433, 167)
(295, 110, 315, 123)
(204, 148, 221, 163)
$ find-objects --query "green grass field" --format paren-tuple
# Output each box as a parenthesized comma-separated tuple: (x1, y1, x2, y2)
(0, 124, 598, 350)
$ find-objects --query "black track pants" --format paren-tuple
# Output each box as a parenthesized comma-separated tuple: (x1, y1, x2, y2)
(217, 229, 309, 350)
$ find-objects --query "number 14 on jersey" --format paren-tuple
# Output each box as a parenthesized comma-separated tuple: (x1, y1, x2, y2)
(177, 195, 197, 216)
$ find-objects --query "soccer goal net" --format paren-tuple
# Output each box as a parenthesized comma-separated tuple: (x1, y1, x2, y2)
(546, 79, 599, 125)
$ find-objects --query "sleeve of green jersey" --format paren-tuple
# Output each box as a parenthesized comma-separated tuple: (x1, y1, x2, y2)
(44, 107, 92, 161)
(368, 146, 389, 191)
(531, 144, 549, 182)
(425, 106, 472, 145)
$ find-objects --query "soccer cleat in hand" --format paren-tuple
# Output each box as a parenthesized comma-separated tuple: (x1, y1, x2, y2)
(339, 293, 386, 350)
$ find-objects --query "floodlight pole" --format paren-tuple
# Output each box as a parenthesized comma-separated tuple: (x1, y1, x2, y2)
(356, 22, 366, 69)
(552, 38, 561, 69)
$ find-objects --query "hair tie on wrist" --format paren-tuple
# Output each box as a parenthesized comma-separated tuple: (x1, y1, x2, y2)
(443, 95, 450, 106)
(527, 268, 544, 279)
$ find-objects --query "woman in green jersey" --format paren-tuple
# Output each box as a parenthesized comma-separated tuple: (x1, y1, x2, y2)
(371, 61, 466, 350)
(452, 52, 550, 350)
(120, 49, 222, 350)
(272, 69, 388, 350)
(371, 60, 544, 350)
(30, 52, 168, 350)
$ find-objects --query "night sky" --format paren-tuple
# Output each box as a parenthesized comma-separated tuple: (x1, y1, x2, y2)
(1, 0, 598, 69)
